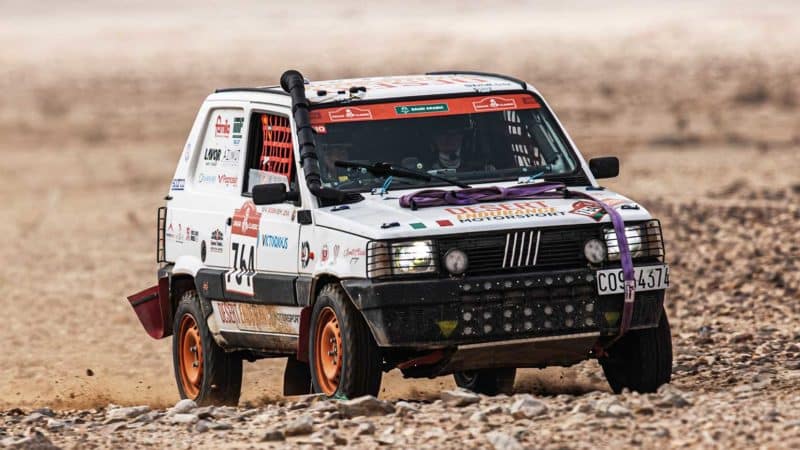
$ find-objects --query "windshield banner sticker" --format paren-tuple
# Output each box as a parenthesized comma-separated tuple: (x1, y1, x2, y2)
(395, 103, 448, 115)
(310, 93, 540, 125)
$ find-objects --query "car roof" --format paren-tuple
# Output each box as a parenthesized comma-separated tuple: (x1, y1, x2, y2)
(212, 71, 535, 105)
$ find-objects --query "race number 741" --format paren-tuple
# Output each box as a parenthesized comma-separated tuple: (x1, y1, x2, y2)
(226, 241, 255, 295)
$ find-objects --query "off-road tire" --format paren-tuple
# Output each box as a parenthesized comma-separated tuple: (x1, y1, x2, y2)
(600, 307, 672, 393)
(453, 368, 516, 395)
(172, 290, 242, 405)
(309, 284, 382, 398)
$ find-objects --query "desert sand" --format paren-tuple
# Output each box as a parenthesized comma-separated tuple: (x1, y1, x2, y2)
(0, 1, 798, 448)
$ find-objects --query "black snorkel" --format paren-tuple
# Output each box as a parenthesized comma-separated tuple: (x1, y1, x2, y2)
(280, 69, 362, 205)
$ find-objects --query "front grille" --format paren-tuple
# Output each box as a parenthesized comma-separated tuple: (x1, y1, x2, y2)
(438, 225, 602, 275)
(373, 269, 601, 344)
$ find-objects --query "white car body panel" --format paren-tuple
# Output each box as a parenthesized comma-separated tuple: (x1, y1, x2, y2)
(159, 73, 653, 337)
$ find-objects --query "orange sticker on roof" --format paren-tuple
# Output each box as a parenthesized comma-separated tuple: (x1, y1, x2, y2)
(327, 107, 373, 122)
(472, 96, 517, 111)
(310, 93, 539, 125)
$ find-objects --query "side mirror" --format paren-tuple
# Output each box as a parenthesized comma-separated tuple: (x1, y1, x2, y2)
(252, 183, 300, 205)
(589, 157, 619, 179)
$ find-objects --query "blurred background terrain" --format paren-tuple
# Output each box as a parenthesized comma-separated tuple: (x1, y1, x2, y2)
(0, 0, 798, 420)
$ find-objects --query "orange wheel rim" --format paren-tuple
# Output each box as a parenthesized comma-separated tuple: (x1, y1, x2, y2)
(313, 307, 343, 395)
(178, 313, 203, 398)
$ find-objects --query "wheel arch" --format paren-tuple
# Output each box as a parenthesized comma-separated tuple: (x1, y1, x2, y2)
(159, 257, 208, 337)
(297, 274, 371, 362)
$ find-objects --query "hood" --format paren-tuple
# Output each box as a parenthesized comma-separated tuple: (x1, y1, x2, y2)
(314, 185, 653, 240)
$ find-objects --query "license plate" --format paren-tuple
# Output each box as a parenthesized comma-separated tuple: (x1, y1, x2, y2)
(596, 265, 669, 295)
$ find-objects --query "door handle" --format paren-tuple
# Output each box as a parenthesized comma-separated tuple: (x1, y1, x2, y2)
(226, 217, 232, 226)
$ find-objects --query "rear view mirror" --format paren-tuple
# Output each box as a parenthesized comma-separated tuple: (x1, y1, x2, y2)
(589, 157, 619, 179)
(252, 183, 300, 205)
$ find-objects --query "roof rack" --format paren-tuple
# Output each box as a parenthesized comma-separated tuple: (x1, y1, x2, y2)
(425, 70, 527, 89)
(213, 87, 288, 95)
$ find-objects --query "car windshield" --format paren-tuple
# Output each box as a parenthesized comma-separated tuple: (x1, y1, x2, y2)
(310, 93, 582, 191)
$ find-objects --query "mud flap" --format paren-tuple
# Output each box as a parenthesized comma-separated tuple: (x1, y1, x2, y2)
(283, 355, 312, 395)
(127, 278, 171, 339)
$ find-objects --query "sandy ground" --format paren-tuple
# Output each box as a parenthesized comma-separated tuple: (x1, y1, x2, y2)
(0, 1, 799, 447)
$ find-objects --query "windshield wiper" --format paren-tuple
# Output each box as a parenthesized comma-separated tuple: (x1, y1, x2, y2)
(334, 160, 471, 189)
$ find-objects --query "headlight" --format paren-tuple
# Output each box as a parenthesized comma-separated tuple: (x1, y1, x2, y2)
(393, 241, 435, 274)
(583, 239, 607, 264)
(443, 248, 469, 275)
(625, 226, 644, 257)
(604, 220, 664, 261)
(367, 240, 437, 277)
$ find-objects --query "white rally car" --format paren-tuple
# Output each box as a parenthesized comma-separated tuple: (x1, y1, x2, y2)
(128, 70, 671, 405)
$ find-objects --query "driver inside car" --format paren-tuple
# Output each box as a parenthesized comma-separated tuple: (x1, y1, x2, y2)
(430, 126, 495, 172)
(430, 129, 463, 170)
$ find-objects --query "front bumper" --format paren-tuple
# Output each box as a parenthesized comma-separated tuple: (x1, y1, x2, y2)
(341, 265, 665, 348)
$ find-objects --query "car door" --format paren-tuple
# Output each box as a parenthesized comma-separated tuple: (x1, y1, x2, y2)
(227, 108, 301, 304)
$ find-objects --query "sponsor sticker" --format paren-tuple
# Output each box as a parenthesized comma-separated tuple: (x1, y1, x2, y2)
(321, 244, 329, 262)
(328, 107, 373, 122)
(171, 178, 185, 191)
(261, 206, 292, 218)
(218, 174, 238, 187)
(344, 247, 366, 258)
(232, 117, 245, 145)
(261, 234, 289, 249)
(232, 202, 261, 238)
(569, 199, 627, 222)
(300, 242, 312, 268)
(185, 227, 198, 242)
(472, 96, 517, 112)
(210, 228, 224, 253)
(166, 221, 177, 240)
(395, 103, 448, 115)
(215, 115, 231, 137)
(445, 201, 565, 223)
(204, 147, 222, 165)
(198, 173, 216, 184)
(222, 148, 241, 165)
(213, 301, 301, 334)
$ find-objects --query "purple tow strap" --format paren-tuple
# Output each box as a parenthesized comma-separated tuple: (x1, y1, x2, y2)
(399, 183, 637, 337)
(398, 183, 568, 209)
(571, 191, 636, 336)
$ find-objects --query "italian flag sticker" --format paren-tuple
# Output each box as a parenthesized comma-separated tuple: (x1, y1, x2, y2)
(436, 220, 453, 227)
(410, 223, 426, 229)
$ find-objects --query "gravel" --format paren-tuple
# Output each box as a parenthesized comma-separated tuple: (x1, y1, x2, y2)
(441, 390, 481, 407)
(0, 193, 798, 448)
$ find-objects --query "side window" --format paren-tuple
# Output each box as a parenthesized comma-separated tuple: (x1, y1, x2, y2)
(503, 110, 542, 167)
(193, 108, 246, 194)
(245, 112, 296, 194)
